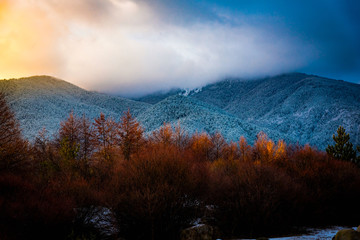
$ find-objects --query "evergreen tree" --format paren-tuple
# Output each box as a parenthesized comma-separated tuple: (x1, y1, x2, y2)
(326, 126, 356, 163)
(58, 111, 81, 160)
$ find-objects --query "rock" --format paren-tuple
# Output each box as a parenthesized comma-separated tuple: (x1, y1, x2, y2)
(333, 229, 360, 240)
(74, 206, 119, 238)
(181, 224, 214, 240)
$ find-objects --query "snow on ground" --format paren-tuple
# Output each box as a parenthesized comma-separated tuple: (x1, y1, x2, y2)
(236, 226, 357, 240)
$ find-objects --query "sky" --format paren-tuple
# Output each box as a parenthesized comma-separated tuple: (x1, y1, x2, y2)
(0, 0, 359, 96)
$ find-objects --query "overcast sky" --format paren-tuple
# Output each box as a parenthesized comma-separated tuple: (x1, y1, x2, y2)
(0, 0, 359, 96)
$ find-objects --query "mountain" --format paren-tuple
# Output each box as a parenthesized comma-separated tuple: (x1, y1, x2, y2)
(1, 73, 359, 150)
(137, 95, 285, 143)
(136, 88, 182, 104)
(0, 76, 149, 139)
(137, 73, 360, 149)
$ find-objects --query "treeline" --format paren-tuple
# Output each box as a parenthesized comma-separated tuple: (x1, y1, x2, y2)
(0, 93, 360, 240)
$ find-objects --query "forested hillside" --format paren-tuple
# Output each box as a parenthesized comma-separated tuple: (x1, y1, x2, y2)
(0, 76, 149, 139)
(137, 73, 360, 149)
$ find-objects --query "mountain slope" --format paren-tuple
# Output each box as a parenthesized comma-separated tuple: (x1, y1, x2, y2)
(188, 73, 360, 149)
(0, 76, 150, 139)
(137, 73, 360, 149)
(137, 95, 286, 143)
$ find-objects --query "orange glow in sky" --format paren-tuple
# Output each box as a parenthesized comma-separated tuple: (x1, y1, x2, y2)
(2, 0, 355, 96)
(0, 0, 62, 80)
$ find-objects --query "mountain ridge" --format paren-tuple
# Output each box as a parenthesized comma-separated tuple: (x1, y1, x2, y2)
(1, 73, 359, 149)
(136, 73, 360, 149)
(0, 76, 150, 139)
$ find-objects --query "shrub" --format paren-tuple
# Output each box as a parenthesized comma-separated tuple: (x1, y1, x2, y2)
(209, 160, 298, 237)
(111, 144, 202, 240)
(0, 173, 75, 240)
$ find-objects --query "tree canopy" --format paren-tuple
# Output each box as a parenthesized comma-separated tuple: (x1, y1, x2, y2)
(326, 126, 357, 164)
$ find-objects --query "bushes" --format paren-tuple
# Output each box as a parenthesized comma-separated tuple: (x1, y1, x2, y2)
(207, 142, 360, 238)
(0, 173, 75, 239)
(209, 160, 299, 237)
(111, 144, 202, 240)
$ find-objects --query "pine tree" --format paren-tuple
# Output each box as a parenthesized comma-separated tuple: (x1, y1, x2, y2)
(117, 110, 143, 160)
(58, 111, 81, 160)
(326, 126, 356, 163)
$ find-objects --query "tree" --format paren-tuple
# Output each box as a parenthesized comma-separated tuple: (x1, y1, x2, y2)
(275, 140, 287, 161)
(0, 93, 22, 146)
(93, 113, 118, 161)
(117, 110, 143, 160)
(326, 126, 356, 163)
(58, 111, 81, 161)
(190, 132, 213, 161)
(210, 132, 226, 160)
(78, 115, 94, 161)
(0, 93, 27, 171)
(151, 123, 174, 146)
(239, 136, 251, 162)
(173, 122, 189, 150)
(253, 132, 275, 162)
(33, 128, 58, 177)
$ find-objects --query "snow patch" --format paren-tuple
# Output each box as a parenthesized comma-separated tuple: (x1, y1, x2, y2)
(237, 226, 357, 240)
(180, 87, 203, 96)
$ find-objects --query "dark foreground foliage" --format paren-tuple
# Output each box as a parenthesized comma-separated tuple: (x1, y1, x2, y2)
(0, 94, 359, 239)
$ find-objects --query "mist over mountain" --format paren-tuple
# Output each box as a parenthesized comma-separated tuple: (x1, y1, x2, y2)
(1, 73, 359, 149)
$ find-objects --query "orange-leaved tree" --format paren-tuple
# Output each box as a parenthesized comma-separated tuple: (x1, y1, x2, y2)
(150, 123, 174, 146)
(117, 110, 144, 160)
(0, 93, 27, 171)
(93, 113, 118, 161)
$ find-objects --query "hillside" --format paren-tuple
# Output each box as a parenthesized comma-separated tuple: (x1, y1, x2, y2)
(0, 76, 150, 139)
(137, 95, 286, 143)
(137, 73, 360, 149)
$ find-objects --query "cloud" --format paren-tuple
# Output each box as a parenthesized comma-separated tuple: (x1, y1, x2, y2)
(0, 1, 64, 78)
(0, 0, 323, 96)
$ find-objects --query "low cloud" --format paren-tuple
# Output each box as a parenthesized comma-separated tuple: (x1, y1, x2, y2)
(0, 0, 316, 96)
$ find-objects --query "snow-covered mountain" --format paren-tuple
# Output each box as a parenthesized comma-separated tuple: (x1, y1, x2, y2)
(137, 73, 360, 149)
(1, 73, 359, 149)
(0, 76, 149, 139)
(137, 94, 285, 143)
